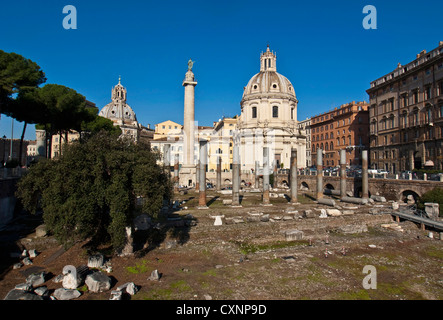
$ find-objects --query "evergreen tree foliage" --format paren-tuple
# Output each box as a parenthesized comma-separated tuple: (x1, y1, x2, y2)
(16, 131, 172, 252)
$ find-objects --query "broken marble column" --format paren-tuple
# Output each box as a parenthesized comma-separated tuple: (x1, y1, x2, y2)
(262, 147, 270, 205)
(198, 140, 208, 208)
(217, 156, 222, 191)
(164, 144, 171, 175)
(340, 149, 346, 199)
(195, 161, 200, 191)
(174, 153, 179, 191)
(273, 161, 278, 188)
(232, 140, 241, 206)
(290, 148, 298, 204)
(362, 150, 369, 199)
(255, 161, 259, 188)
(120, 226, 133, 256)
(316, 149, 323, 200)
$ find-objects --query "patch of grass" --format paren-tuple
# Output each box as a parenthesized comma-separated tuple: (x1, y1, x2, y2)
(170, 280, 192, 292)
(126, 260, 149, 274)
(78, 285, 88, 292)
(424, 245, 443, 259)
(202, 269, 217, 276)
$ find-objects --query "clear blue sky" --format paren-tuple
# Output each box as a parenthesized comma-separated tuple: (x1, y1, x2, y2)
(1, 0, 442, 141)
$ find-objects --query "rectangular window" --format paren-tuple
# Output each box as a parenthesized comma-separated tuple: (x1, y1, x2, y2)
(272, 106, 278, 118)
(413, 91, 419, 104)
(425, 86, 431, 100)
(252, 106, 257, 119)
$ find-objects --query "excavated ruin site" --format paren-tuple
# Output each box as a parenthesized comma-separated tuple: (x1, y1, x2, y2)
(1, 189, 442, 301)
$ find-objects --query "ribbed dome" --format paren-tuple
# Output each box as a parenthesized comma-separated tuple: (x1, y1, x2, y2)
(243, 71, 295, 98)
(99, 102, 137, 122)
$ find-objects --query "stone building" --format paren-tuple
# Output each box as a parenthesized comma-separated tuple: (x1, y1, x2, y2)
(208, 117, 237, 172)
(0, 137, 29, 166)
(238, 45, 306, 172)
(154, 120, 183, 140)
(311, 101, 369, 167)
(366, 41, 443, 172)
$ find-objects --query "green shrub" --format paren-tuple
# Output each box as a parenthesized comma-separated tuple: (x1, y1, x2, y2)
(417, 187, 443, 217)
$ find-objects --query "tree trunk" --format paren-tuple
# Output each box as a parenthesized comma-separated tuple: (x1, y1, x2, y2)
(59, 131, 62, 156)
(47, 132, 53, 159)
(19, 121, 27, 166)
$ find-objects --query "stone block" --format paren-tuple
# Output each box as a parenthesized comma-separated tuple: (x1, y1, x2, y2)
(4, 289, 43, 300)
(85, 271, 112, 293)
(88, 254, 104, 269)
(26, 272, 47, 288)
(53, 288, 81, 300)
(338, 224, 368, 234)
(304, 210, 316, 219)
(326, 209, 342, 216)
(285, 230, 303, 241)
(148, 269, 161, 281)
(35, 225, 47, 238)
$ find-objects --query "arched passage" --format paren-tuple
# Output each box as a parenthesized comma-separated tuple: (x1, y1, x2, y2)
(400, 190, 420, 203)
(325, 183, 334, 190)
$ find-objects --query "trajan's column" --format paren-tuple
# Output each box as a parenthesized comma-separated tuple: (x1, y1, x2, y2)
(180, 59, 198, 187)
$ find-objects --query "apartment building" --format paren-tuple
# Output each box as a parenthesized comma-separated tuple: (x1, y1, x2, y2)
(311, 101, 369, 167)
(366, 41, 443, 172)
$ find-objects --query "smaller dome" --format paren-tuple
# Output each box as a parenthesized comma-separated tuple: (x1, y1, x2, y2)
(99, 102, 138, 122)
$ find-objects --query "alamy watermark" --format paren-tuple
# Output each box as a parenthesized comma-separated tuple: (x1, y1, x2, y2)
(362, 265, 377, 289)
(62, 5, 77, 30)
(362, 5, 377, 30)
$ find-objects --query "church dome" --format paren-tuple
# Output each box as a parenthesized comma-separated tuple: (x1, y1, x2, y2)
(99, 102, 137, 121)
(242, 45, 296, 101)
(98, 77, 138, 123)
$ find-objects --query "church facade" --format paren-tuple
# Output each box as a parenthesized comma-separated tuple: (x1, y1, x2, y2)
(237, 46, 307, 172)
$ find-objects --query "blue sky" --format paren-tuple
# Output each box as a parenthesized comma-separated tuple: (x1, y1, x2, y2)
(1, 0, 442, 140)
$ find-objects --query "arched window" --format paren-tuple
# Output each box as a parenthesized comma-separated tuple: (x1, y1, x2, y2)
(272, 106, 279, 118)
(330, 141, 333, 150)
(252, 106, 257, 119)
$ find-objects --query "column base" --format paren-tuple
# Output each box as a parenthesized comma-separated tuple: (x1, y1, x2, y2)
(197, 206, 209, 210)
(260, 203, 273, 207)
